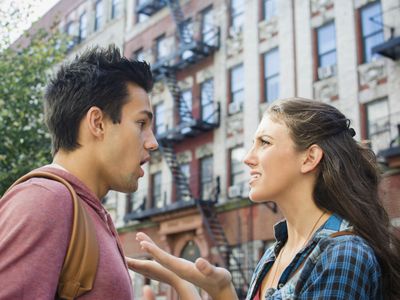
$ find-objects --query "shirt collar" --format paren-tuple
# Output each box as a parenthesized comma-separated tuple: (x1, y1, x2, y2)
(272, 213, 352, 244)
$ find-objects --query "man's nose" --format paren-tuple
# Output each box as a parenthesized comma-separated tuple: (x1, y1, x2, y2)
(145, 130, 158, 151)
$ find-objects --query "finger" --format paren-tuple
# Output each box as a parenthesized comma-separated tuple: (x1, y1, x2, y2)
(195, 257, 216, 277)
(126, 257, 177, 284)
(142, 285, 155, 300)
(136, 232, 155, 244)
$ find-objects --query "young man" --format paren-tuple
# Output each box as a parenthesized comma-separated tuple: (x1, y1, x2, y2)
(0, 46, 158, 299)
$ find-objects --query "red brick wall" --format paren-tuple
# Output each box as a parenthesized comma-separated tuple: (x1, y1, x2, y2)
(380, 171, 400, 220)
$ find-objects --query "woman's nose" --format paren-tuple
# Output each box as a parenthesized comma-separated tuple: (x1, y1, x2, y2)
(243, 147, 257, 167)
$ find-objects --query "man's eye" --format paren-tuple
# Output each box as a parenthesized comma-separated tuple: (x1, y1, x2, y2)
(137, 121, 146, 129)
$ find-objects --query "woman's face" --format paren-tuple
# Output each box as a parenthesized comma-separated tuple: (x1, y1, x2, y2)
(244, 115, 305, 203)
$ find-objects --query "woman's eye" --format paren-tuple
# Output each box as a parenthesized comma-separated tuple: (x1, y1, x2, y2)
(137, 121, 146, 129)
(260, 139, 270, 146)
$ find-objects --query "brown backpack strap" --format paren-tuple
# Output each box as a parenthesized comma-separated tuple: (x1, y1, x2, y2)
(285, 230, 356, 284)
(329, 230, 355, 238)
(6, 171, 99, 300)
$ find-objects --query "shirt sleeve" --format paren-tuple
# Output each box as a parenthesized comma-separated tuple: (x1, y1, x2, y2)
(0, 179, 73, 300)
(295, 238, 382, 299)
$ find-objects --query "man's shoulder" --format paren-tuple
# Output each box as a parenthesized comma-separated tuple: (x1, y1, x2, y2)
(1, 174, 74, 217)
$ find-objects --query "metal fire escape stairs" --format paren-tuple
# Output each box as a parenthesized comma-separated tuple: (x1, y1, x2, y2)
(143, 0, 249, 291)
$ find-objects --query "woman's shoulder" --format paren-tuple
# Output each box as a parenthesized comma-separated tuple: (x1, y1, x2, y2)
(313, 231, 381, 272)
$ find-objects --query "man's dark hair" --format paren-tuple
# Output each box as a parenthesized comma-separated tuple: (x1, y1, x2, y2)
(44, 45, 153, 155)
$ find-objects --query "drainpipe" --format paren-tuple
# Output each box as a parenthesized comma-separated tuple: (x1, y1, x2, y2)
(291, 0, 298, 96)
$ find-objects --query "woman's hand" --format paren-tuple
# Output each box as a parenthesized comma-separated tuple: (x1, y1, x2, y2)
(135, 232, 238, 300)
(126, 256, 200, 300)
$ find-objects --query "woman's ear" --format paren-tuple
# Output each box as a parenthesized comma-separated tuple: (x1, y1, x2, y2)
(85, 106, 105, 138)
(301, 144, 323, 174)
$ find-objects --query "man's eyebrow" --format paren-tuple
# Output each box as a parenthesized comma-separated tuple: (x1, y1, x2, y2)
(139, 110, 153, 121)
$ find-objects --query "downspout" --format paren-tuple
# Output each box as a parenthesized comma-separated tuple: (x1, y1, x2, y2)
(291, 0, 298, 96)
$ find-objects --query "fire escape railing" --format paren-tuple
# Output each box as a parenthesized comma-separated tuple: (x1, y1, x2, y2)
(136, 0, 249, 291)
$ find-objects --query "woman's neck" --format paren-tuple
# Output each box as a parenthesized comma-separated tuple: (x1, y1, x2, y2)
(278, 198, 330, 251)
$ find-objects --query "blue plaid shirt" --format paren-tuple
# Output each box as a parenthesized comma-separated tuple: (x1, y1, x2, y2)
(246, 214, 383, 299)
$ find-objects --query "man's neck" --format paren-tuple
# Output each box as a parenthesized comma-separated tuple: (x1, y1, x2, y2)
(53, 150, 106, 200)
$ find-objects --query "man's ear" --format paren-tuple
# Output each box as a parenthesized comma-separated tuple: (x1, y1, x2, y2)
(301, 144, 323, 174)
(85, 106, 105, 138)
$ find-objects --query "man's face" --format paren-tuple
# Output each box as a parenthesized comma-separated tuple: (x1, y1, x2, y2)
(98, 83, 158, 193)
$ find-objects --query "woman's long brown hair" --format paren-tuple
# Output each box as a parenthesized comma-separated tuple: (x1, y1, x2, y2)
(267, 98, 400, 300)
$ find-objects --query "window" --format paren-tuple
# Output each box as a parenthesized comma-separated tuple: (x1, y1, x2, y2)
(181, 19, 194, 59)
(230, 146, 245, 186)
(94, 0, 104, 31)
(181, 163, 190, 180)
(230, 0, 245, 32)
(111, 0, 121, 19)
(181, 18, 194, 44)
(155, 35, 169, 62)
(200, 79, 215, 122)
(154, 102, 166, 135)
(180, 162, 190, 186)
(317, 22, 336, 69)
(200, 156, 213, 200)
(151, 172, 163, 208)
(180, 89, 192, 123)
(264, 48, 279, 103)
(263, 0, 277, 22)
(126, 191, 146, 214)
(180, 241, 200, 262)
(202, 6, 217, 46)
(230, 64, 244, 107)
(65, 21, 76, 49)
(134, 48, 145, 61)
(366, 98, 390, 153)
(136, 0, 149, 23)
(360, 2, 384, 63)
(78, 12, 87, 42)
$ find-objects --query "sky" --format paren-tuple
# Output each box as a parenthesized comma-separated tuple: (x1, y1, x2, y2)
(0, 0, 60, 47)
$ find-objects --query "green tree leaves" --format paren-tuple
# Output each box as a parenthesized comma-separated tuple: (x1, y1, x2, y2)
(0, 29, 68, 195)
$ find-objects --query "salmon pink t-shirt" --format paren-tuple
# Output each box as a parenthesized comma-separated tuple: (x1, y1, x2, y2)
(0, 166, 134, 299)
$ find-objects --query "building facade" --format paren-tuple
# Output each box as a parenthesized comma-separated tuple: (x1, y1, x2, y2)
(17, 0, 400, 299)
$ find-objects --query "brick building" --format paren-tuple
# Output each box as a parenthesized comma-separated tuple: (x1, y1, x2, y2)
(15, 0, 400, 299)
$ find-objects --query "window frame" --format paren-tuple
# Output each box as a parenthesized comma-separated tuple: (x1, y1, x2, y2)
(154, 102, 166, 135)
(316, 21, 337, 68)
(263, 0, 277, 22)
(263, 48, 279, 103)
(151, 172, 162, 208)
(229, 63, 245, 106)
(200, 78, 214, 122)
(229, 146, 245, 187)
(230, 0, 245, 32)
(360, 1, 384, 63)
(78, 12, 87, 42)
(111, 0, 121, 19)
(200, 155, 214, 200)
(94, 0, 104, 31)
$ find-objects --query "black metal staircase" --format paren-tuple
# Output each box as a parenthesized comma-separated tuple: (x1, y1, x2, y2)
(146, 0, 248, 291)
(158, 141, 192, 201)
(197, 201, 249, 292)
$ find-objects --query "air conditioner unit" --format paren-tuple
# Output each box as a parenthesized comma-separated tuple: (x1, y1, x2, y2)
(317, 65, 336, 80)
(228, 184, 241, 198)
(228, 101, 242, 115)
(229, 25, 243, 38)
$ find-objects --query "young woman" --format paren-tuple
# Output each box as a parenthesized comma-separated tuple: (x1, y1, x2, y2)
(127, 98, 400, 300)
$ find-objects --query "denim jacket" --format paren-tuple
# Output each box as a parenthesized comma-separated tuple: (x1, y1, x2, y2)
(246, 214, 383, 300)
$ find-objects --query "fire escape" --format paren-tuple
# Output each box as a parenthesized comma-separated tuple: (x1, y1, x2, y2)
(135, 0, 249, 295)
